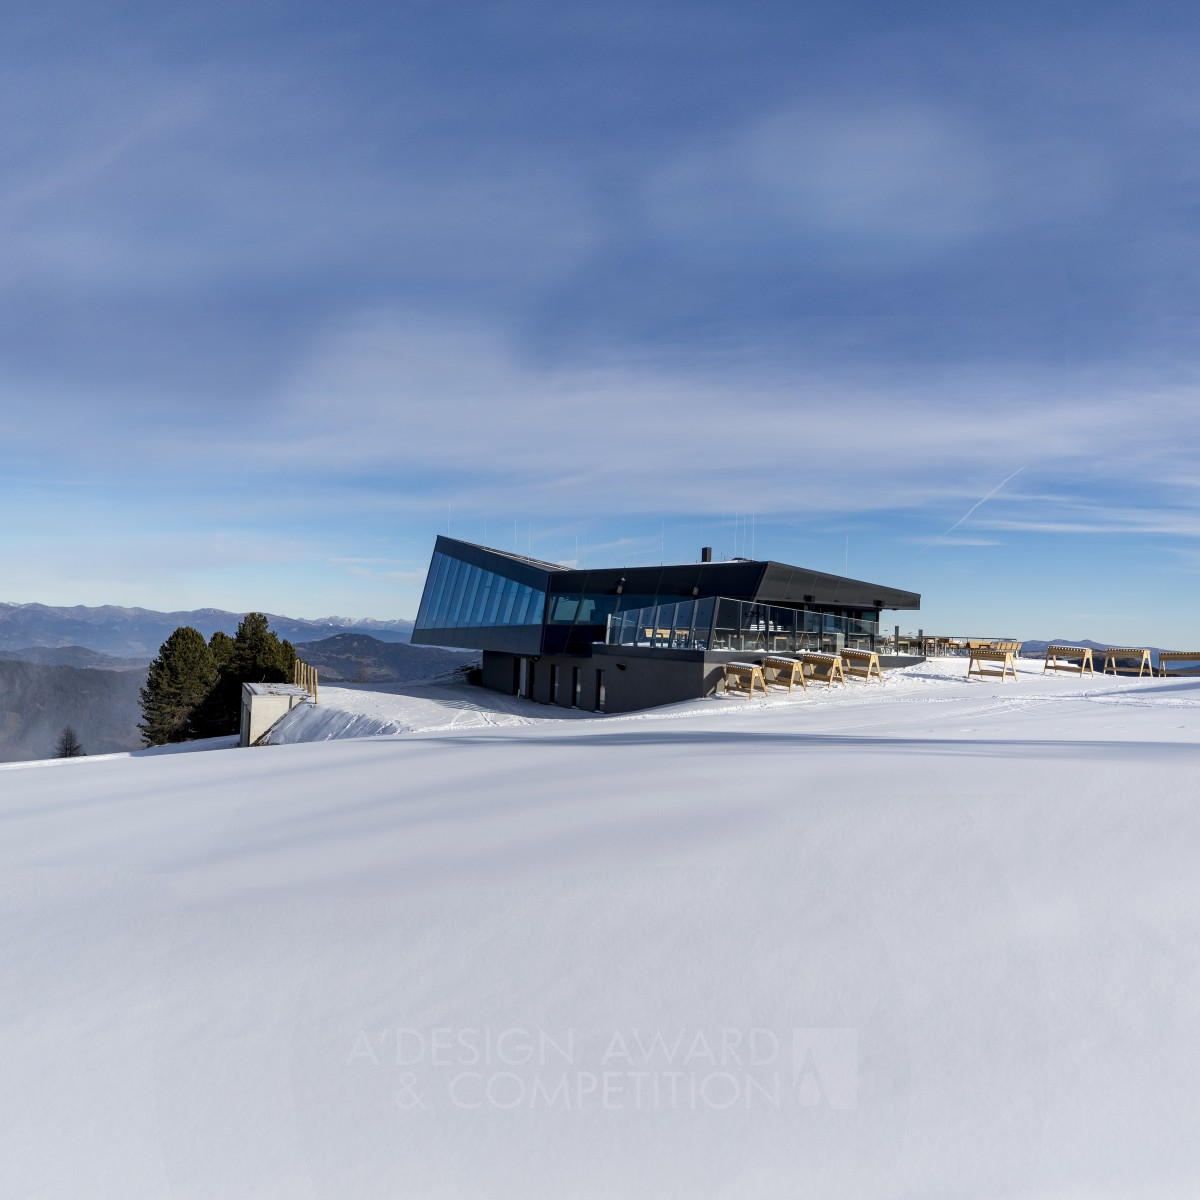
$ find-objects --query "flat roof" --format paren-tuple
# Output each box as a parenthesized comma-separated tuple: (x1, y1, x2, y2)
(244, 682, 310, 697)
(431, 536, 920, 611)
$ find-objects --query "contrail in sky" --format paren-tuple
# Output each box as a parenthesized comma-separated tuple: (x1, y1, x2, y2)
(922, 466, 1026, 550)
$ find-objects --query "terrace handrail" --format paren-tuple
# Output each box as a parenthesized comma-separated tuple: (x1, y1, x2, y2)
(294, 658, 319, 702)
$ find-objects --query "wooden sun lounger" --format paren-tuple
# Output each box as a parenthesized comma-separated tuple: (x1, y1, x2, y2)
(760, 656, 807, 693)
(1102, 647, 1154, 678)
(967, 646, 1018, 682)
(1158, 651, 1200, 678)
(1043, 645, 1095, 677)
(724, 661, 767, 699)
(841, 648, 883, 683)
(799, 652, 845, 686)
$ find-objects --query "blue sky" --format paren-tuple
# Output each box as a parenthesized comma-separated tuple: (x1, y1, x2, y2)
(3, 0, 1199, 642)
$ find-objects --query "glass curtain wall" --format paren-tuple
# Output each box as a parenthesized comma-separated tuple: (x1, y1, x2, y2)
(606, 597, 881, 654)
(414, 550, 546, 631)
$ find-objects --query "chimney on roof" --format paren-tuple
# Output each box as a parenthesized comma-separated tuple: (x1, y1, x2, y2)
(701, 546, 713, 563)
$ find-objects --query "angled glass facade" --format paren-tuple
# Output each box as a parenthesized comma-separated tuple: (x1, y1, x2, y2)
(412, 538, 552, 655)
(416, 550, 546, 631)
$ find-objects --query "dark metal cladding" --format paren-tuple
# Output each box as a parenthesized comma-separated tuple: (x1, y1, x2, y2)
(548, 560, 766, 600)
(754, 562, 920, 611)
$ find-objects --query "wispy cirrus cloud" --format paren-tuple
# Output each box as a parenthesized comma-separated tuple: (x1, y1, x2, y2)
(3, 2, 1200, 630)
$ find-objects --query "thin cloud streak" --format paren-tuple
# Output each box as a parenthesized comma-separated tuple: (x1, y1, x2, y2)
(922, 467, 1027, 551)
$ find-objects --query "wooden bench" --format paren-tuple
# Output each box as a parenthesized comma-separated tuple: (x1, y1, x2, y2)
(967, 646, 1018, 682)
(760, 656, 807, 693)
(724, 661, 768, 699)
(841, 647, 882, 683)
(1158, 651, 1200, 678)
(1102, 647, 1154, 678)
(798, 652, 846, 686)
(1043, 645, 1095, 677)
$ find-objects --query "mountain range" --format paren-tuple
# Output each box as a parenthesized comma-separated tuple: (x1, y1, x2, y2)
(0, 645, 152, 669)
(0, 603, 413, 657)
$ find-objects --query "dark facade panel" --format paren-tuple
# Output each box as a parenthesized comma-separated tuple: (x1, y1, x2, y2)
(754, 562, 920, 611)
(547, 560, 766, 604)
(484, 644, 926, 716)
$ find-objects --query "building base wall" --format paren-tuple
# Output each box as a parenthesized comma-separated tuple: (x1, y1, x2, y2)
(482, 648, 712, 714)
(480, 647, 925, 715)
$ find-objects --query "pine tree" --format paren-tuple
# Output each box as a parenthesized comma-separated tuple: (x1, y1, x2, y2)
(197, 614, 298, 736)
(208, 630, 236, 672)
(234, 612, 295, 678)
(138, 626, 219, 746)
(55, 726, 85, 757)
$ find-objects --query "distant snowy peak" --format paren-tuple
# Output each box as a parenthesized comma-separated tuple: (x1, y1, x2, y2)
(297, 616, 413, 629)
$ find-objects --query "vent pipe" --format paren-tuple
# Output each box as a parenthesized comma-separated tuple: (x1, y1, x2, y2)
(701, 546, 713, 563)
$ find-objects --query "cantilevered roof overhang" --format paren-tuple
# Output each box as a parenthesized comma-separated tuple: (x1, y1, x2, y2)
(544, 559, 918, 611)
(753, 561, 920, 611)
(417, 537, 919, 617)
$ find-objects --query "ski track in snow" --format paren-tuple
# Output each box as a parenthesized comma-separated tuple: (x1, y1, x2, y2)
(253, 657, 1200, 749)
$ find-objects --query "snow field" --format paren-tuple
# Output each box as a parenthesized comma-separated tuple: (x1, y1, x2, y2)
(2, 660, 1199, 1197)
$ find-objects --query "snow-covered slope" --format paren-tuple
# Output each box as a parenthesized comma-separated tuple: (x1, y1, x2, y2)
(2, 662, 1199, 1198)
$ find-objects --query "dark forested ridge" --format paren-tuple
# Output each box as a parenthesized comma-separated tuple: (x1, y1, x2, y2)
(0, 645, 150, 669)
(0, 662, 145, 762)
(293, 634, 474, 683)
(0, 603, 412, 657)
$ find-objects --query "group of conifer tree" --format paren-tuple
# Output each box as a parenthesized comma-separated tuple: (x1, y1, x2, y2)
(138, 613, 297, 746)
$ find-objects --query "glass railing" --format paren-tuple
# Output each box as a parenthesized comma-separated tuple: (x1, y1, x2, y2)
(605, 597, 881, 655)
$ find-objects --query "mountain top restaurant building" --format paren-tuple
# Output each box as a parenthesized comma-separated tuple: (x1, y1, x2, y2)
(411, 535, 921, 714)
